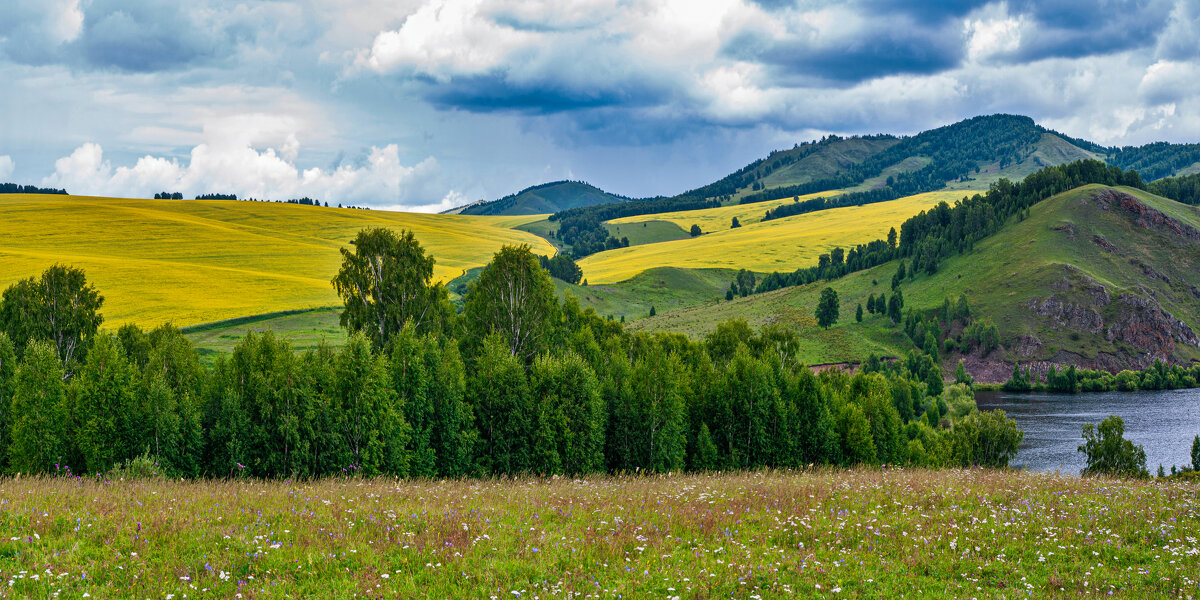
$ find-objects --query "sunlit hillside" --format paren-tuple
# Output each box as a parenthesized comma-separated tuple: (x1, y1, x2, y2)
(607, 190, 844, 230)
(579, 190, 978, 283)
(0, 194, 553, 327)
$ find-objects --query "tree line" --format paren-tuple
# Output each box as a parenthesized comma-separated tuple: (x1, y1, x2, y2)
(0, 235, 1025, 479)
(0, 183, 67, 195)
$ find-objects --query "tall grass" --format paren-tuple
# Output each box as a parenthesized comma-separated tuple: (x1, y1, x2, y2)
(0, 468, 1195, 597)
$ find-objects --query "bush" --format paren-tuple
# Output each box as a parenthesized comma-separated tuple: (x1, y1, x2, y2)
(1079, 415, 1148, 478)
(109, 453, 167, 480)
(950, 410, 1023, 468)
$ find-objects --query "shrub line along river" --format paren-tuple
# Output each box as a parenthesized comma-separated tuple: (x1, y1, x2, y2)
(976, 389, 1200, 473)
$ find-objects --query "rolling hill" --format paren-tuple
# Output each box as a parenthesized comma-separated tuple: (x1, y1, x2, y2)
(578, 190, 976, 283)
(0, 194, 554, 327)
(452, 181, 630, 216)
(631, 184, 1200, 380)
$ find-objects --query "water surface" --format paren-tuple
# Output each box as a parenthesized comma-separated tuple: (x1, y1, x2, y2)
(975, 389, 1200, 473)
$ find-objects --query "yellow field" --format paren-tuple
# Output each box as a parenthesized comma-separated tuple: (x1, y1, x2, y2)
(608, 190, 843, 231)
(0, 195, 553, 327)
(579, 190, 978, 283)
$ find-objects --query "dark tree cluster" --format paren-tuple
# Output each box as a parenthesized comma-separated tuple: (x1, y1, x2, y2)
(195, 193, 238, 200)
(1148, 172, 1200, 206)
(0, 241, 1023, 478)
(538, 254, 583, 285)
(154, 192, 184, 200)
(284, 197, 321, 206)
(1108, 142, 1200, 182)
(742, 114, 1047, 207)
(0, 183, 68, 195)
(1006, 358, 1200, 394)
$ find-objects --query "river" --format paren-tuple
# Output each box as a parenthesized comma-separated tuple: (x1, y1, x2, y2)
(975, 389, 1200, 473)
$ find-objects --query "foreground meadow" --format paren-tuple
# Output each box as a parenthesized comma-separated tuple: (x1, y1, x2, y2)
(0, 469, 1196, 598)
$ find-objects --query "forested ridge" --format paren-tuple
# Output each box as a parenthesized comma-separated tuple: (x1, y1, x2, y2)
(748, 160, 1145, 294)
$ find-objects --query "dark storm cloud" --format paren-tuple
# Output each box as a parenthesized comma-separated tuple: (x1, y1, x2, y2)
(726, 25, 964, 84)
(1003, 0, 1175, 61)
(861, 0, 993, 21)
(425, 71, 668, 114)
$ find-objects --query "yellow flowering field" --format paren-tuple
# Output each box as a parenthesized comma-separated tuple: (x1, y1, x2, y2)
(0, 194, 552, 327)
(580, 190, 977, 283)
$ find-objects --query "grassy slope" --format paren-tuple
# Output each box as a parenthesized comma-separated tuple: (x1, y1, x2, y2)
(557, 266, 733, 321)
(946, 133, 1103, 191)
(182, 307, 344, 360)
(0, 194, 554, 327)
(634, 184, 1200, 371)
(757, 136, 899, 187)
(1, 470, 1196, 598)
(603, 220, 690, 246)
(580, 190, 977, 284)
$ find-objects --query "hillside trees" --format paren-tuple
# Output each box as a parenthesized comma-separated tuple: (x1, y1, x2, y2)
(816, 288, 839, 329)
(0, 264, 103, 369)
(0, 333, 14, 471)
(332, 228, 452, 351)
(8, 341, 69, 473)
(463, 245, 558, 361)
(74, 333, 141, 473)
(539, 253, 583, 284)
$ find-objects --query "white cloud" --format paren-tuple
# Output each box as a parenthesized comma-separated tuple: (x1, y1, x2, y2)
(40, 128, 457, 212)
(0, 156, 14, 181)
(964, 12, 1026, 63)
(355, 0, 538, 78)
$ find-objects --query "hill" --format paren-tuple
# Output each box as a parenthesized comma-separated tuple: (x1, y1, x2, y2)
(578, 190, 975, 283)
(453, 180, 629, 216)
(632, 184, 1200, 380)
(0, 194, 554, 327)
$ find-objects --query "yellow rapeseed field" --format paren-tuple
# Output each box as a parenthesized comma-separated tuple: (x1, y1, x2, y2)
(579, 190, 978, 283)
(0, 194, 553, 327)
(608, 190, 843, 231)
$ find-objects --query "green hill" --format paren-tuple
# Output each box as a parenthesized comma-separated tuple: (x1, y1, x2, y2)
(454, 181, 630, 216)
(632, 184, 1200, 382)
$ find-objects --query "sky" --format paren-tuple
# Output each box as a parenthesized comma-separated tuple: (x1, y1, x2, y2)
(2, 0, 1199, 211)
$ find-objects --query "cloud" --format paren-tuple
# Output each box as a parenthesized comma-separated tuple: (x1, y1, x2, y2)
(0, 0, 83, 64)
(40, 130, 460, 212)
(1156, 0, 1200, 61)
(0, 156, 14, 181)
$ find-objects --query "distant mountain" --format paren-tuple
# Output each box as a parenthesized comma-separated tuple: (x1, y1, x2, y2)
(449, 181, 632, 216)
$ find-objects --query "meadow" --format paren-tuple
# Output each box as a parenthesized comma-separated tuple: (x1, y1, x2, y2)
(0, 194, 553, 327)
(580, 190, 978, 284)
(0, 468, 1196, 598)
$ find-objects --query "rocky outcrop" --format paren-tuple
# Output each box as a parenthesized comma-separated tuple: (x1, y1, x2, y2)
(1027, 296, 1105, 333)
(1092, 188, 1200, 241)
(1104, 293, 1200, 359)
(1092, 234, 1118, 252)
